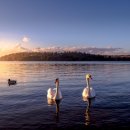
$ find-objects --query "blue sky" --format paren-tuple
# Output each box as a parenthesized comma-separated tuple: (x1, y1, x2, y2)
(0, 0, 130, 50)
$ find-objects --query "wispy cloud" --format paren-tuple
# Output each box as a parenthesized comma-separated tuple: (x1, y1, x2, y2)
(22, 36, 30, 43)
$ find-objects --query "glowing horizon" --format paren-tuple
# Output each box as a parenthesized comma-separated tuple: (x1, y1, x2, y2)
(0, 0, 130, 51)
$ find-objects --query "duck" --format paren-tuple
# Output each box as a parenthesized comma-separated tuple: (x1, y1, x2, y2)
(47, 78, 62, 101)
(82, 74, 96, 99)
(8, 79, 17, 86)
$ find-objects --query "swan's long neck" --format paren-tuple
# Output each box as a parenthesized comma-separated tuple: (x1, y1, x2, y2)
(86, 78, 89, 87)
(86, 78, 91, 96)
(55, 83, 59, 100)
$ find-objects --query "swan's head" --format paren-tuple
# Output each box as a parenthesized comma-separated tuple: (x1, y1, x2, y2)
(86, 74, 92, 80)
(55, 78, 59, 87)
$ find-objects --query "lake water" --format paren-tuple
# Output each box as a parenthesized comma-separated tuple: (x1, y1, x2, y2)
(0, 61, 130, 129)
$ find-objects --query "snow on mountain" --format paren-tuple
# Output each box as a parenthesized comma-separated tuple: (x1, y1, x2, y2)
(32, 46, 130, 55)
(0, 44, 129, 57)
(32, 47, 64, 52)
(0, 44, 31, 57)
(12, 44, 31, 52)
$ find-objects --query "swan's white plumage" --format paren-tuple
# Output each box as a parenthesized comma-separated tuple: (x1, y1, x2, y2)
(47, 88, 55, 99)
(82, 87, 95, 99)
(82, 74, 96, 99)
(47, 79, 62, 100)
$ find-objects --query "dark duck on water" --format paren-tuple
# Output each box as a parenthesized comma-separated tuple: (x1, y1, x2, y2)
(8, 79, 17, 86)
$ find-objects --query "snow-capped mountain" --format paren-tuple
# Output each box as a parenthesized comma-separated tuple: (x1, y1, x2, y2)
(0, 44, 129, 57)
(32, 47, 64, 53)
(32, 46, 128, 55)
(0, 44, 31, 57)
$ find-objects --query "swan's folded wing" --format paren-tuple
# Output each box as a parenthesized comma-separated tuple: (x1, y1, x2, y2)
(47, 88, 56, 99)
(90, 87, 96, 97)
(59, 90, 62, 99)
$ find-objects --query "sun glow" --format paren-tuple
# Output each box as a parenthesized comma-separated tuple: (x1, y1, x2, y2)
(0, 39, 16, 50)
(0, 62, 12, 84)
(0, 36, 32, 57)
(0, 62, 30, 86)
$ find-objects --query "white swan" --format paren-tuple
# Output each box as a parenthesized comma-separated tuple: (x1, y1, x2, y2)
(82, 74, 96, 99)
(47, 78, 62, 101)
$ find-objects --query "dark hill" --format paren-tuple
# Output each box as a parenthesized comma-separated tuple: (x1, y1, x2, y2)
(0, 52, 130, 61)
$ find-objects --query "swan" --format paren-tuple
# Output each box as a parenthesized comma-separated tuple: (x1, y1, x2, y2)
(8, 79, 17, 86)
(82, 74, 95, 99)
(47, 78, 62, 101)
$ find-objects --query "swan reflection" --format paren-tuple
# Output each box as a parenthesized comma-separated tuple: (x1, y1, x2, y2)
(47, 99, 61, 122)
(83, 98, 95, 126)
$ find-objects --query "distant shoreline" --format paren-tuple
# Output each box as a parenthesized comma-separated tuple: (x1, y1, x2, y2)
(0, 52, 130, 61)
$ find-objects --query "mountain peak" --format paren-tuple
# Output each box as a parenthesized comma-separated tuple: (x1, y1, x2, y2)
(0, 44, 31, 57)
(0, 45, 130, 57)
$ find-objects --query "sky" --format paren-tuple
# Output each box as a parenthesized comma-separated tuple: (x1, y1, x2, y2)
(0, 0, 130, 50)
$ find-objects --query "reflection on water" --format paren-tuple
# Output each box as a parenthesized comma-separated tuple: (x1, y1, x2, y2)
(0, 61, 130, 129)
(84, 98, 95, 126)
(55, 100, 61, 123)
(47, 99, 61, 122)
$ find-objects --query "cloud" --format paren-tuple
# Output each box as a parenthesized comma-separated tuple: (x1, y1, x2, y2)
(22, 36, 30, 43)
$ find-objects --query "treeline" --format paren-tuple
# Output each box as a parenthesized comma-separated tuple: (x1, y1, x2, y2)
(0, 52, 130, 61)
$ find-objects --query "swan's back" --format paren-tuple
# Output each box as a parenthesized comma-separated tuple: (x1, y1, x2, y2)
(82, 87, 95, 98)
(47, 88, 62, 100)
(53, 89, 62, 100)
(47, 78, 62, 100)
(47, 88, 56, 99)
(58, 90, 62, 99)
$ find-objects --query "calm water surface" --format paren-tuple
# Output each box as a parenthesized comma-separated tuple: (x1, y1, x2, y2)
(0, 61, 130, 129)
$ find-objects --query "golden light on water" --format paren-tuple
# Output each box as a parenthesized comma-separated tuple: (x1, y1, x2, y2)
(0, 63, 9, 78)
(0, 62, 13, 86)
(0, 62, 29, 85)
(0, 62, 47, 87)
(0, 62, 18, 79)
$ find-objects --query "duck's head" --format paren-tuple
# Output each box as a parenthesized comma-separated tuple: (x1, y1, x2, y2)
(86, 74, 92, 80)
(8, 79, 10, 82)
(55, 78, 59, 87)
